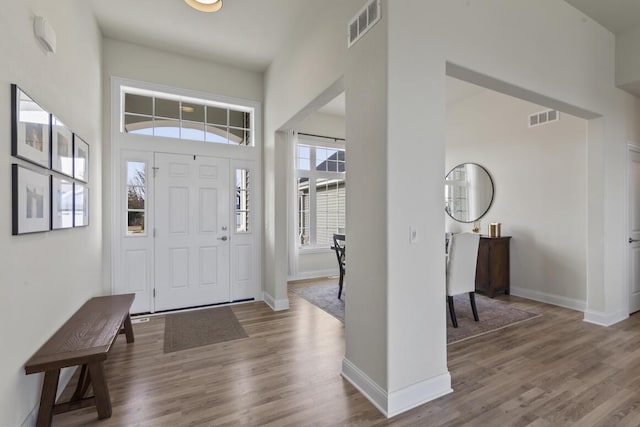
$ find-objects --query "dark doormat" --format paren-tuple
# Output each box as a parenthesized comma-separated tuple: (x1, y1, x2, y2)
(163, 306, 248, 353)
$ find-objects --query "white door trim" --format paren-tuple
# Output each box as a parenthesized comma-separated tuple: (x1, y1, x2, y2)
(110, 77, 263, 310)
(626, 143, 640, 314)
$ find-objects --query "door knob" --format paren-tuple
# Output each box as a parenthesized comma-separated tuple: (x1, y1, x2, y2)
(217, 236, 228, 241)
(629, 238, 639, 243)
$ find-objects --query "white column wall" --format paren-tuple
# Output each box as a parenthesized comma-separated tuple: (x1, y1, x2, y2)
(266, 0, 636, 417)
(0, 1, 103, 425)
(343, 3, 390, 393)
(263, 0, 361, 305)
(616, 24, 640, 94)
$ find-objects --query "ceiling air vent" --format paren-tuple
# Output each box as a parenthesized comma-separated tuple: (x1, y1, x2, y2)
(348, 0, 381, 48)
(528, 109, 560, 128)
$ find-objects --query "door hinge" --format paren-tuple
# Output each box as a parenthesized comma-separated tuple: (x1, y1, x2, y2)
(153, 289, 156, 298)
(153, 228, 156, 238)
(152, 167, 159, 178)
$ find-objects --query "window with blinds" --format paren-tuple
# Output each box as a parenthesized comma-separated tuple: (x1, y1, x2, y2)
(295, 139, 346, 247)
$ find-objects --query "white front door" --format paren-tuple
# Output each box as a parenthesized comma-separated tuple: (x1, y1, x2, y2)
(629, 147, 640, 314)
(154, 153, 231, 311)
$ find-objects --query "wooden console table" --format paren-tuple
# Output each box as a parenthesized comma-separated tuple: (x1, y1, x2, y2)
(475, 236, 511, 297)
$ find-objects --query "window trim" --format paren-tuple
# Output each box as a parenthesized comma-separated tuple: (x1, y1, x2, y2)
(120, 85, 256, 147)
(295, 136, 346, 249)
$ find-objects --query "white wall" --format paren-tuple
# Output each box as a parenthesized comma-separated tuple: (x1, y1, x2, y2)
(0, 1, 103, 425)
(446, 83, 588, 308)
(263, 0, 638, 417)
(101, 38, 264, 290)
(263, 0, 360, 307)
(616, 24, 640, 95)
(298, 111, 346, 139)
(291, 112, 345, 279)
(383, 0, 635, 400)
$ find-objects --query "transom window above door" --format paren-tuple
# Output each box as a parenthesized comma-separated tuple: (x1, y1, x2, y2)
(121, 89, 253, 146)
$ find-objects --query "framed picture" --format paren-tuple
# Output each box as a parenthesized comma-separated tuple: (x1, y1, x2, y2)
(11, 85, 51, 168)
(73, 135, 89, 182)
(74, 183, 89, 227)
(12, 164, 51, 235)
(51, 176, 74, 229)
(51, 116, 73, 177)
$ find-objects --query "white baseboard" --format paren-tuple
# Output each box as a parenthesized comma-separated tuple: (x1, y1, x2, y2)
(387, 372, 452, 418)
(263, 291, 289, 311)
(341, 358, 452, 418)
(583, 308, 628, 326)
(510, 287, 586, 312)
(287, 269, 338, 282)
(341, 358, 388, 415)
(21, 366, 78, 427)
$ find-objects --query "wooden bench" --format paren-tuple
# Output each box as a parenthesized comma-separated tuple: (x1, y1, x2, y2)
(25, 294, 135, 427)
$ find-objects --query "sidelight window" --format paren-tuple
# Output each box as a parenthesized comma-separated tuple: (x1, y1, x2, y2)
(235, 169, 251, 233)
(126, 161, 146, 235)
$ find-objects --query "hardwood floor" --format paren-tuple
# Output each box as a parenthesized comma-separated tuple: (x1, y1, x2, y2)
(53, 280, 640, 426)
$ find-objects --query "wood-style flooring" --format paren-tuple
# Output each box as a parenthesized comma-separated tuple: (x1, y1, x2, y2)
(53, 280, 640, 426)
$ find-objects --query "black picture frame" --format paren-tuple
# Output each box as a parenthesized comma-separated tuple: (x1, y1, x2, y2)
(51, 175, 74, 230)
(73, 134, 89, 182)
(12, 164, 51, 235)
(73, 182, 89, 227)
(11, 85, 51, 169)
(51, 116, 73, 177)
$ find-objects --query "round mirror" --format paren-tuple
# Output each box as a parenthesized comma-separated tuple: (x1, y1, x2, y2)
(444, 163, 494, 223)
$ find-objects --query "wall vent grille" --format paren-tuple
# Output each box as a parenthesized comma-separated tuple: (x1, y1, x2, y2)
(529, 109, 560, 127)
(348, 0, 381, 48)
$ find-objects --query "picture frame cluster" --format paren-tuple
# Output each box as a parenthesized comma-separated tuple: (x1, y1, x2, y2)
(11, 84, 90, 235)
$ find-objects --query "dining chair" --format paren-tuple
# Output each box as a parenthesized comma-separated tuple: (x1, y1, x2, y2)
(446, 232, 480, 328)
(332, 233, 346, 299)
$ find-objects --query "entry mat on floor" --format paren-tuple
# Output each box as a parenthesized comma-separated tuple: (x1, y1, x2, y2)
(163, 306, 248, 353)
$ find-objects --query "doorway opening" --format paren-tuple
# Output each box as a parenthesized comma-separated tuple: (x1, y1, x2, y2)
(444, 70, 590, 335)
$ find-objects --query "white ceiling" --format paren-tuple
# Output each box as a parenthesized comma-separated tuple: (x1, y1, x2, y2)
(89, 1, 640, 74)
(89, 0, 317, 72)
(89, 1, 640, 116)
(564, 0, 640, 33)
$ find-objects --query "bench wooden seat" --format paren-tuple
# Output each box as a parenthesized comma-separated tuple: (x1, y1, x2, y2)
(25, 294, 135, 427)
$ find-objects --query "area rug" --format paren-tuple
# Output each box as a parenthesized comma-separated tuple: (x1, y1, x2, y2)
(291, 283, 541, 344)
(163, 306, 248, 353)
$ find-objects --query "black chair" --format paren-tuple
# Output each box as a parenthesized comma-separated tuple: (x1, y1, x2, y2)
(332, 233, 346, 299)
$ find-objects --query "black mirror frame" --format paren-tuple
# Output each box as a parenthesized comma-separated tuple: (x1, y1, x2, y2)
(444, 162, 494, 223)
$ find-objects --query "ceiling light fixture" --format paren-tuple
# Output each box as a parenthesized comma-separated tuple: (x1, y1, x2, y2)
(184, 0, 223, 13)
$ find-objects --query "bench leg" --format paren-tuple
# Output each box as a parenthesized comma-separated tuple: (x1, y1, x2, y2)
(123, 313, 135, 343)
(71, 364, 92, 401)
(88, 362, 112, 419)
(36, 369, 60, 427)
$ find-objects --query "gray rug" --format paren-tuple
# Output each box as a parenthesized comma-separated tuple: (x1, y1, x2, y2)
(291, 283, 541, 344)
(163, 306, 248, 353)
